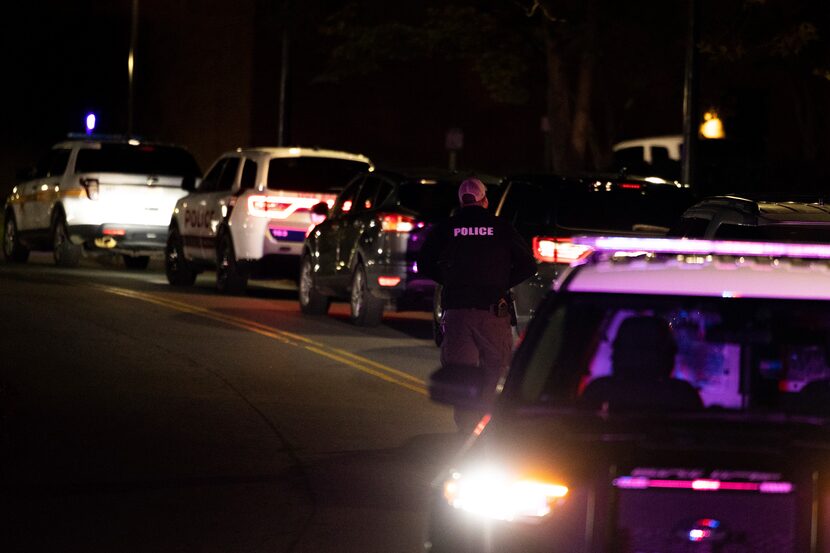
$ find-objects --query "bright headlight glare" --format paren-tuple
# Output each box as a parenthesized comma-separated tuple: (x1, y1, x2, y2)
(443, 468, 568, 522)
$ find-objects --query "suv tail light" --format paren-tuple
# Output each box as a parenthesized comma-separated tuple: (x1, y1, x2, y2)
(532, 237, 593, 264)
(380, 214, 416, 233)
(248, 195, 327, 219)
(80, 178, 99, 200)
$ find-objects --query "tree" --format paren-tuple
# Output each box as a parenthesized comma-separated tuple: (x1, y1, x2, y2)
(319, 1, 692, 173)
(698, 0, 830, 164)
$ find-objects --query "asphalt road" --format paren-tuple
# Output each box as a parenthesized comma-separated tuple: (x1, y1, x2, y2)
(0, 253, 458, 552)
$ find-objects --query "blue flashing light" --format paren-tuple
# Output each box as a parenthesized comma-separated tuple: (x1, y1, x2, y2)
(85, 113, 97, 134)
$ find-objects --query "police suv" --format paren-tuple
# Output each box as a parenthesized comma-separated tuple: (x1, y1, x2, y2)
(165, 147, 372, 293)
(427, 237, 830, 553)
(3, 136, 200, 268)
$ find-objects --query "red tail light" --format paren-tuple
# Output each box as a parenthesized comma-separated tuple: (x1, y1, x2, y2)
(380, 214, 416, 233)
(532, 237, 593, 264)
(248, 195, 332, 219)
(619, 182, 643, 190)
(378, 276, 401, 287)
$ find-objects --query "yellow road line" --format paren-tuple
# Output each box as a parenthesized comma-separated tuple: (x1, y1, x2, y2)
(96, 285, 428, 395)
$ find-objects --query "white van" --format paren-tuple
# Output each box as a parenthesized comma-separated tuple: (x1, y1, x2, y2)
(612, 135, 682, 180)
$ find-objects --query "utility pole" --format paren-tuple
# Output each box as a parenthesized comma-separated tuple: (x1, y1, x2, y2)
(277, 27, 289, 146)
(127, 0, 139, 137)
(681, 0, 699, 187)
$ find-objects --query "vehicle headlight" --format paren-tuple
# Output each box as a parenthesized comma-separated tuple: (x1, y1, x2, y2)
(443, 466, 568, 522)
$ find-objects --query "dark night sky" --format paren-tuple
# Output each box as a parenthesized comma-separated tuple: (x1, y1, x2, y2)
(0, 0, 669, 191)
(2, 0, 828, 198)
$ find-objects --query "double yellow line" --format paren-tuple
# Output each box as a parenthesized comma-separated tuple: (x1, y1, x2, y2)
(96, 285, 428, 395)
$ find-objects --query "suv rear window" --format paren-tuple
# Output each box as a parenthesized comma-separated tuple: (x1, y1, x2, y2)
(266, 157, 369, 192)
(75, 144, 200, 177)
(501, 180, 692, 238)
(556, 187, 690, 232)
(398, 181, 461, 219)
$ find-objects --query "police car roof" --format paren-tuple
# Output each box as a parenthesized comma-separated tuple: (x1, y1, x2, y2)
(561, 237, 830, 300)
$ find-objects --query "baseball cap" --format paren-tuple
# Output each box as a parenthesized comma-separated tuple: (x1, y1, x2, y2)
(458, 178, 487, 205)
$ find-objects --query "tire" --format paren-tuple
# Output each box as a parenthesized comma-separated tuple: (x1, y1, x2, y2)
(432, 284, 445, 347)
(350, 262, 384, 327)
(299, 254, 331, 315)
(123, 255, 150, 270)
(165, 226, 197, 286)
(2, 213, 29, 263)
(216, 230, 248, 295)
(52, 211, 82, 267)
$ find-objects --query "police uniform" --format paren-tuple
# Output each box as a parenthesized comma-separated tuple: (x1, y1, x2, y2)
(419, 179, 536, 429)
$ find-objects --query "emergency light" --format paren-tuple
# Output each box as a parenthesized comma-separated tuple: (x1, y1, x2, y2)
(573, 236, 830, 260)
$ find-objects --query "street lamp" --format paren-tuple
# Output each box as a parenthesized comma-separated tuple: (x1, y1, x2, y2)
(127, 0, 139, 137)
(699, 110, 725, 139)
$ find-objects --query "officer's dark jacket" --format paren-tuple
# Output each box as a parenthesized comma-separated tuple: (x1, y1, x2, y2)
(418, 205, 536, 309)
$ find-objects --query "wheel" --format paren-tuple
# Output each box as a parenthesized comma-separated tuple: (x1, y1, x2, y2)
(299, 254, 331, 315)
(2, 213, 29, 263)
(216, 230, 248, 295)
(123, 255, 150, 270)
(350, 262, 384, 326)
(165, 226, 197, 286)
(432, 284, 445, 347)
(52, 211, 81, 267)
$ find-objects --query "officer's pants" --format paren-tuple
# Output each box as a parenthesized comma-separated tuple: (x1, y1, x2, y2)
(440, 308, 513, 431)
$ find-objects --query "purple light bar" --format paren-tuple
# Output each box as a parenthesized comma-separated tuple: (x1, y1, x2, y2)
(573, 236, 830, 260)
(613, 476, 793, 494)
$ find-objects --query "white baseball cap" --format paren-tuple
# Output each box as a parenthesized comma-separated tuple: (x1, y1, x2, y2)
(458, 178, 487, 205)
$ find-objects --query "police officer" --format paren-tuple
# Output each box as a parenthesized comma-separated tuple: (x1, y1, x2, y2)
(419, 177, 536, 431)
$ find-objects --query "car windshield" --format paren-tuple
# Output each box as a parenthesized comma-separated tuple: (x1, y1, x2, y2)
(75, 143, 201, 177)
(266, 157, 369, 192)
(514, 293, 830, 419)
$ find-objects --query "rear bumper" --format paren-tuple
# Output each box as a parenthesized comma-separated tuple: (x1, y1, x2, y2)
(69, 223, 168, 255)
(365, 261, 435, 310)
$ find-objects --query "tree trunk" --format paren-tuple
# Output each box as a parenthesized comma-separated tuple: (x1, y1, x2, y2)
(570, 0, 598, 170)
(545, 29, 574, 173)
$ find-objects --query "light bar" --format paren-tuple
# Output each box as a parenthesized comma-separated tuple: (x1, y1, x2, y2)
(613, 476, 793, 494)
(574, 236, 830, 260)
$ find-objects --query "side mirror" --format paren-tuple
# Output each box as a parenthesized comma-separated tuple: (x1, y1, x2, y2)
(310, 201, 329, 225)
(182, 175, 200, 192)
(428, 364, 484, 408)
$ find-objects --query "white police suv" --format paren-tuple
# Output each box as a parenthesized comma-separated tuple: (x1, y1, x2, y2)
(427, 237, 830, 553)
(3, 136, 200, 268)
(165, 147, 372, 293)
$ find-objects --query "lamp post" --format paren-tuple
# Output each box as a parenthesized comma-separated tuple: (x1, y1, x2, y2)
(681, 0, 699, 187)
(127, 0, 139, 137)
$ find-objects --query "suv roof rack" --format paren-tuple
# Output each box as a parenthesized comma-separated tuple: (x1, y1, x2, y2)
(573, 236, 830, 260)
